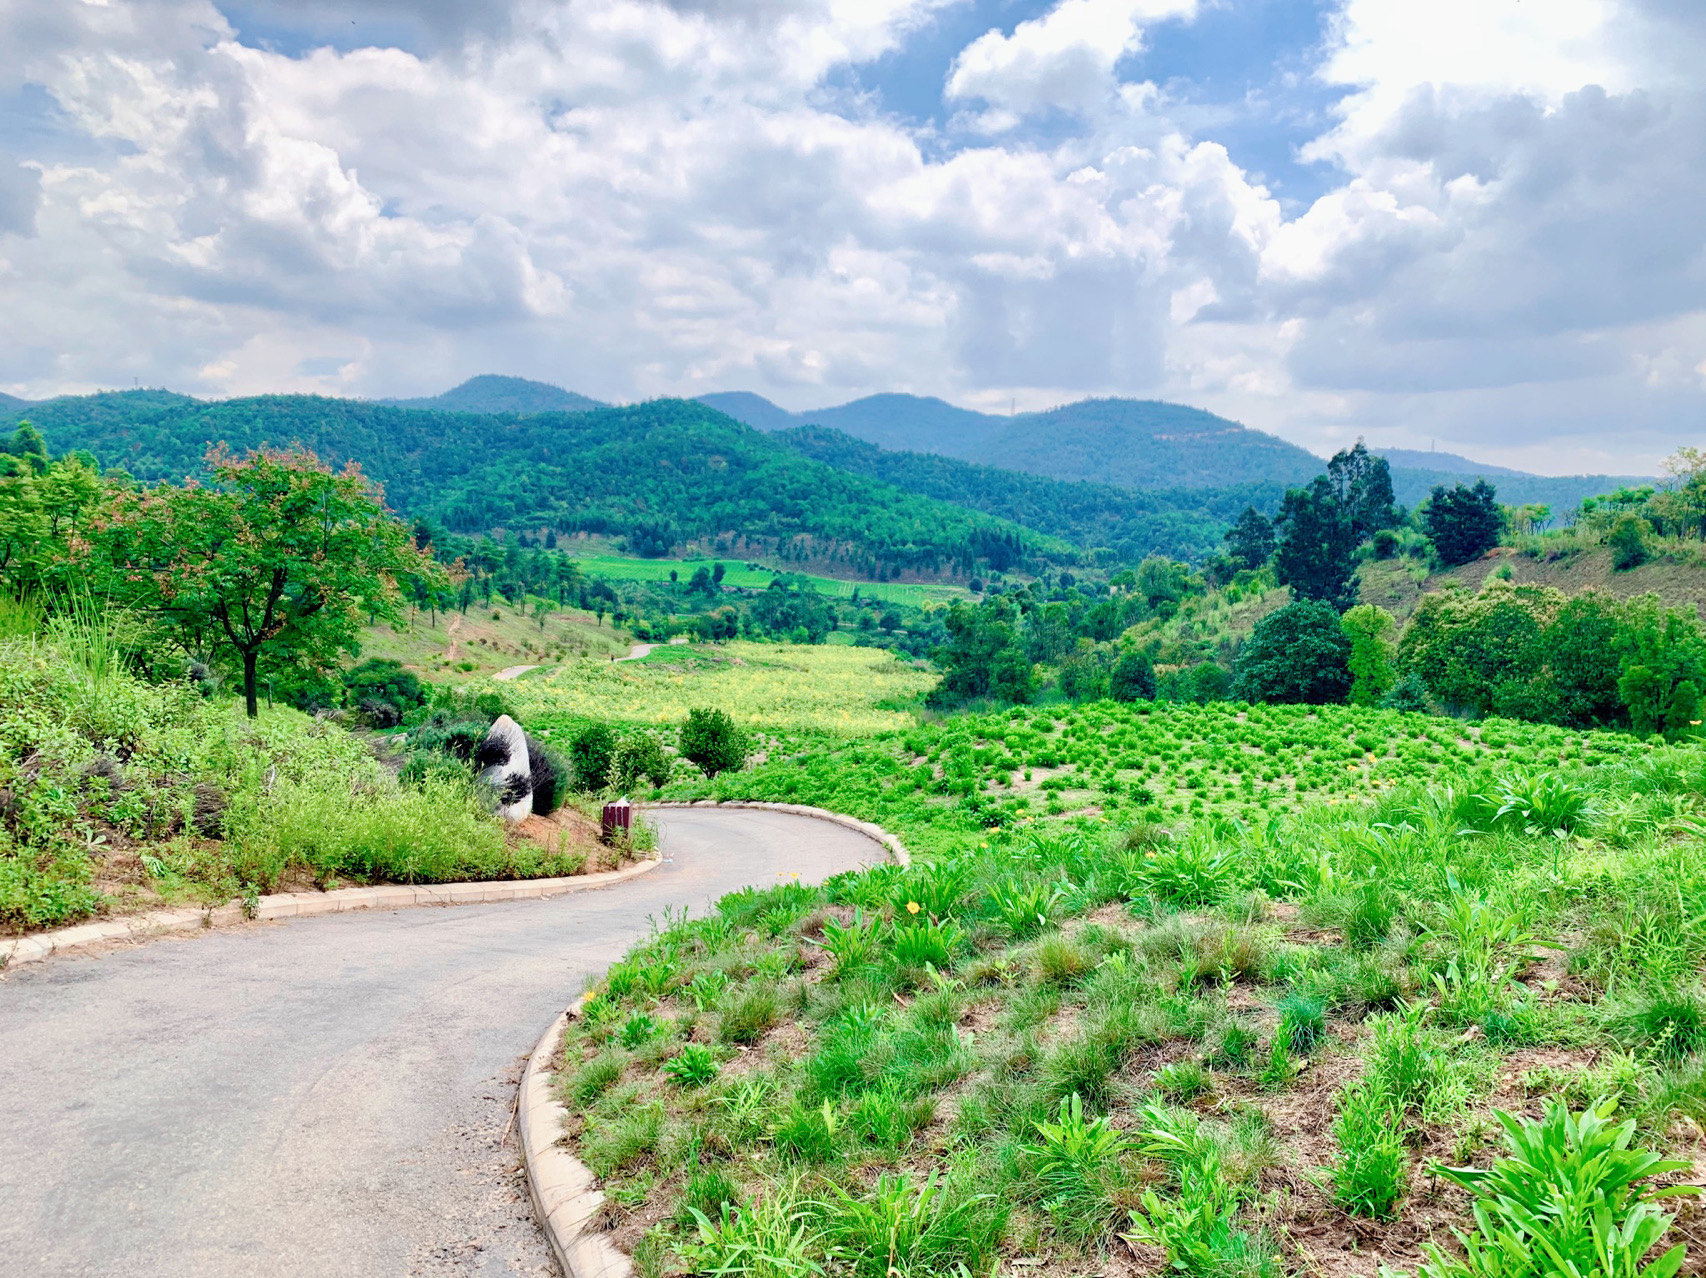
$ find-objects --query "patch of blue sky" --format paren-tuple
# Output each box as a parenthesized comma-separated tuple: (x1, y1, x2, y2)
(0, 85, 137, 162)
(216, 3, 429, 58)
(827, 0, 1348, 207)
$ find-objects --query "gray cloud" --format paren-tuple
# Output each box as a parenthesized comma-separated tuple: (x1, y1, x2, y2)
(0, 0, 1701, 473)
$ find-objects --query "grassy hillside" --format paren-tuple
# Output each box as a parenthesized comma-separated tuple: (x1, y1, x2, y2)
(539, 669, 1706, 1278)
(0, 610, 604, 934)
(356, 598, 633, 683)
(510, 642, 935, 736)
(1361, 542, 1706, 625)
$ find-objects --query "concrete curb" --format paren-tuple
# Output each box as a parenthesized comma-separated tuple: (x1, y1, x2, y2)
(652, 799, 911, 868)
(521, 804, 909, 1278)
(521, 997, 628, 1278)
(0, 856, 663, 971)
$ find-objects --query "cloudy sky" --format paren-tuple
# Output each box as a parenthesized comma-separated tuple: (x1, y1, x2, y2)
(1, 0, 1702, 472)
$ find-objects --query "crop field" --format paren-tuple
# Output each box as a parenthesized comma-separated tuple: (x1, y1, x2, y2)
(657, 701, 1656, 859)
(567, 552, 968, 606)
(508, 642, 935, 736)
(536, 652, 1706, 1278)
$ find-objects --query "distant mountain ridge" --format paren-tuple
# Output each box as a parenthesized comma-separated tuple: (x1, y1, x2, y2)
(1, 375, 1650, 558)
(382, 374, 604, 415)
(705, 391, 1324, 489)
(0, 390, 1067, 580)
(701, 390, 1648, 515)
(1373, 447, 1530, 479)
(0, 392, 30, 410)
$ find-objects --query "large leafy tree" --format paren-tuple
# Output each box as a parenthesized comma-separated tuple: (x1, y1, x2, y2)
(98, 446, 440, 716)
(1273, 478, 1359, 611)
(1423, 480, 1504, 567)
(1660, 446, 1706, 540)
(928, 599, 1034, 707)
(1397, 583, 1554, 718)
(1223, 506, 1275, 571)
(1326, 440, 1398, 540)
(0, 443, 106, 597)
(1617, 595, 1706, 738)
(1340, 604, 1396, 707)
(1232, 600, 1352, 704)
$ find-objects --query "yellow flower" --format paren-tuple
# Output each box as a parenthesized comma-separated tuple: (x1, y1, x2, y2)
(906, 901, 921, 914)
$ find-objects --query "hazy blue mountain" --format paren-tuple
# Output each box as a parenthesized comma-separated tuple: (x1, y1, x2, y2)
(1383, 466, 1651, 514)
(802, 394, 1003, 457)
(0, 392, 31, 411)
(706, 390, 1324, 489)
(777, 423, 1283, 563)
(1375, 447, 1529, 478)
(384, 374, 603, 415)
(695, 391, 801, 433)
(980, 399, 1324, 489)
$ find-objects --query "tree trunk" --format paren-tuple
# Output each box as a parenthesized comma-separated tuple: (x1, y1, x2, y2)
(243, 649, 260, 718)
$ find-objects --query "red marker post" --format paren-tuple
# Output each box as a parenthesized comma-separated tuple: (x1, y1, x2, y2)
(601, 797, 633, 844)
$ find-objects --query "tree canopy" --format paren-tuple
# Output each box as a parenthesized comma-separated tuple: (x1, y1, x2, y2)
(1231, 600, 1353, 705)
(96, 446, 440, 716)
(1423, 480, 1504, 567)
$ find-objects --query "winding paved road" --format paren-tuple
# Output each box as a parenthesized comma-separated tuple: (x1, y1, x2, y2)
(0, 810, 882, 1278)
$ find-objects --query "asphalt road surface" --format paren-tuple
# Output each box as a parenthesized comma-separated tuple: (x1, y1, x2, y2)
(0, 809, 882, 1278)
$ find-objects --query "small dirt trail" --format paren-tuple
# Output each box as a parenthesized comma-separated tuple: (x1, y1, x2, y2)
(491, 664, 538, 681)
(613, 642, 656, 662)
(0, 810, 884, 1278)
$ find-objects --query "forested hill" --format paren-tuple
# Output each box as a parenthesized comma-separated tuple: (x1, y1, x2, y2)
(776, 424, 1283, 564)
(1374, 447, 1531, 479)
(382, 374, 604, 415)
(711, 389, 1645, 513)
(0, 391, 30, 410)
(708, 391, 1324, 489)
(1, 392, 1063, 579)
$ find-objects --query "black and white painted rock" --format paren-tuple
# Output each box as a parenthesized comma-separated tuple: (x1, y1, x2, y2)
(474, 714, 533, 822)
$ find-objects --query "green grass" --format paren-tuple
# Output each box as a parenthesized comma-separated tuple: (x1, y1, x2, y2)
(510, 641, 934, 736)
(355, 596, 630, 683)
(552, 693, 1706, 1276)
(566, 552, 969, 606)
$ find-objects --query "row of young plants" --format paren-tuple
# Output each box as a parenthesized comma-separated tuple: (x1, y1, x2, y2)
(555, 704, 1705, 1278)
(661, 699, 1657, 839)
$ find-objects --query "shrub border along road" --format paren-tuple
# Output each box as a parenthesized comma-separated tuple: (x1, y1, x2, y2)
(520, 801, 909, 1278)
(0, 857, 664, 970)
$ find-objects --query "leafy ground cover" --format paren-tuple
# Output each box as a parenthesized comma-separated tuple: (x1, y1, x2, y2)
(669, 700, 1657, 851)
(547, 670, 1706, 1278)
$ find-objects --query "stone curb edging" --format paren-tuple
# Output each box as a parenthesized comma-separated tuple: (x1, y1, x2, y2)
(521, 997, 627, 1278)
(0, 856, 663, 971)
(521, 803, 909, 1278)
(651, 799, 911, 868)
